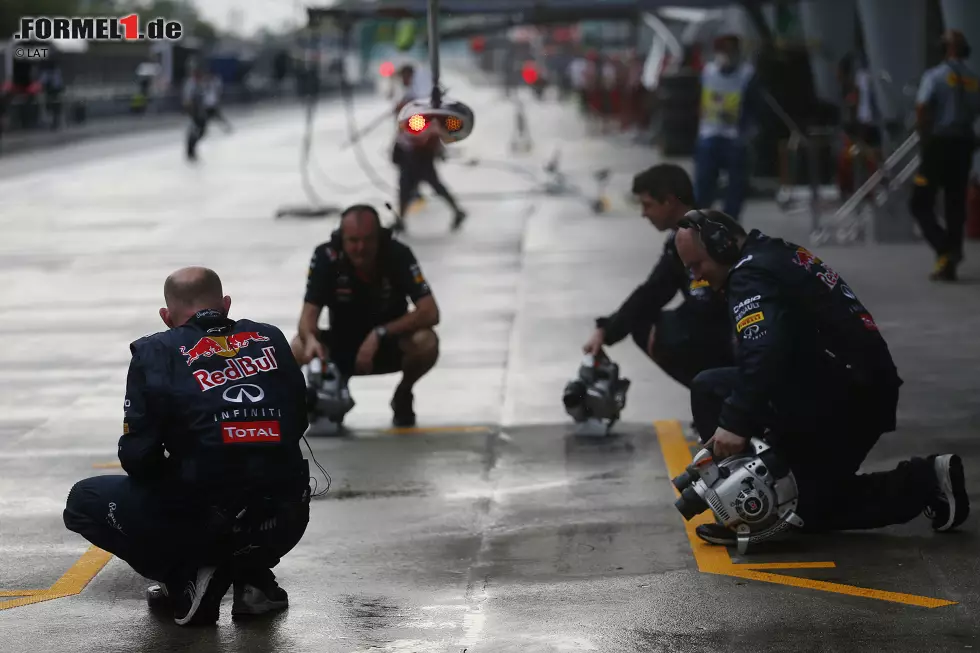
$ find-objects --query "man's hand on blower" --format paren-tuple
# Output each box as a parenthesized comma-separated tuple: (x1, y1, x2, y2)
(303, 336, 326, 364)
(583, 328, 606, 356)
(706, 427, 748, 459)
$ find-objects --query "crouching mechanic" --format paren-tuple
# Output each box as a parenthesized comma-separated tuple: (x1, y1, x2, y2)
(674, 210, 969, 546)
(291, 204, 439, 427)
(63, 267, 312, 625)
(584, 164, 733, 388)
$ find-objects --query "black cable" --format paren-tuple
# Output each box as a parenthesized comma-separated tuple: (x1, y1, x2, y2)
(279, 22, 620, 217)
(302, 434, 333, 499)
(339, 25, 399, 199)
(275, 79, 346, 218)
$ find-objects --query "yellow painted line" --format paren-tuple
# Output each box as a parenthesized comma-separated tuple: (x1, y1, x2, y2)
(735, 561, 837, 570)
(0, 546, 113, 612)
(382, 425, 493, 436)
(0, 590, 46, 597)
(48, 546, 113, 595)
(92, 462, 122, 469)
(654, 419, 957, 609)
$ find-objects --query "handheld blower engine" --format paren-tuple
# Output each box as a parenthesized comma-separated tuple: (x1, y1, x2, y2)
(306, 359, 355, 426)
(562, 353, 630, 436)
(672, 437, 804, 553)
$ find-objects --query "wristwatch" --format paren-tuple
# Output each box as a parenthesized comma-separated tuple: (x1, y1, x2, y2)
(374, 326, 388, 339)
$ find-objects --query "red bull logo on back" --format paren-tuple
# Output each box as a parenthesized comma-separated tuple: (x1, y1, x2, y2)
(226, 331, 270, 351)
(180, 331, 271, 366)
(792, 247, 821, 272)
(180, 337, 225, 365)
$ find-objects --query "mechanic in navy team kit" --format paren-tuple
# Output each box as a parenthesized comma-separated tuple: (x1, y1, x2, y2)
(291, 205, 440, 427)
(583, 164, 733, 388)
(673, 210, 969, 546)
(64, 267, 311, 626)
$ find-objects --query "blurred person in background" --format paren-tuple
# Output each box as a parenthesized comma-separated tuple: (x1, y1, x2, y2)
(390, 64, 466, 232)
(204, 72, 232, 133)
(836, 52, 882, 200)
(693, 35, 763, 222)
(909, 30, 980, 282)
(182, 69, 209, 160)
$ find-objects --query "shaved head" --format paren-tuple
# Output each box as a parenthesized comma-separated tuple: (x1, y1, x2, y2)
(340, 205, 382, 271)
(159, 267, 231, 328)
(164, 266, 223, 310)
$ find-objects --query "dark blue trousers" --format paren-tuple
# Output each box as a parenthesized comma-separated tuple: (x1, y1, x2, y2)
(64, 475, 309, 583)
(689, 366, 935, 532)
(694, 135, 750, 221)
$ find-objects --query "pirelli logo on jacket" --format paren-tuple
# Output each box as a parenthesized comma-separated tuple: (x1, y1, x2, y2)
(736, 311, 764, 333)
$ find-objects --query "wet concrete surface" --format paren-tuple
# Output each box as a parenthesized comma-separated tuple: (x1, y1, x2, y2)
(0, 71, 978, 651)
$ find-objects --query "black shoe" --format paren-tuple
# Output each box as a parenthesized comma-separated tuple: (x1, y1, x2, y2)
(695, 523, 737, 546)
(390, 389, 416, 428)
(451, 210, 467, 231)
(232, 569, 289, 617)
(924, 454, 969, 531)
(172, 566, 233, 626)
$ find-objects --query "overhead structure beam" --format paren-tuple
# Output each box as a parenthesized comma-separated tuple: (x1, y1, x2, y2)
(308, 0, 743, 24)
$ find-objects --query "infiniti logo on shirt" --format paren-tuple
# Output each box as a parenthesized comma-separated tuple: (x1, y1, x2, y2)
(221, 384, 265, 403)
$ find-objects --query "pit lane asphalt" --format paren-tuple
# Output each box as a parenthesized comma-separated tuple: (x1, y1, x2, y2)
(0, 71, 977, 652)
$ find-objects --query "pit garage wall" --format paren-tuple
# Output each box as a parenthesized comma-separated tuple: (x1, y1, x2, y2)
(855, 0, 927, 123)
(801, 0, 929, 122)
(799, 0, 856, 106)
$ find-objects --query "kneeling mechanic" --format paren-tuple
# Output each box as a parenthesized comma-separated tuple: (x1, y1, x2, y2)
(674, 210, 969, 546)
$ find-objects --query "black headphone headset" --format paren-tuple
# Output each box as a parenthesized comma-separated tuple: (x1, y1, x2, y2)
(330, 203, 391, 245)
(341, 203, 381, 224)
(677, 209, 742, 265)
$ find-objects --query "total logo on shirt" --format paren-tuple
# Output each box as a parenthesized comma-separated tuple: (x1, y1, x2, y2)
(221, 420, 281, 443)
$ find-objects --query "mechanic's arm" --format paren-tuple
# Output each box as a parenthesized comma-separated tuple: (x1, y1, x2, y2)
(117, 352, 168, 480)
(716, 268, 794, 441)
(298, 247, 333, 349)
(297, 303, 323, 348)
(597, 246, 680, 345)
(383, 253, 439, 335)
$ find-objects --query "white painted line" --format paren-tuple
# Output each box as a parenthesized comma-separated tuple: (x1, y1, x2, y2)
(443, 478, 572, 501)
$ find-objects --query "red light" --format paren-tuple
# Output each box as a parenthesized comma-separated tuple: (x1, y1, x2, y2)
(521, 64, 538, 85)
(470, 36, 486, 53)
(408, 114, 427, 132)
(380, 61, 395, 77)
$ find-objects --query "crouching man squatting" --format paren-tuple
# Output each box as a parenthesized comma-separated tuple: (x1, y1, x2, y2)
(64, 267, 312, 625)
(291, 205, 440, 427)
(674, 210, 969, 546)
